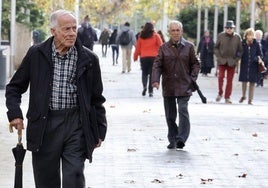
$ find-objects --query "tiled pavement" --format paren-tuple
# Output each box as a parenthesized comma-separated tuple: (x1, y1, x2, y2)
(0, 44, 267, 187)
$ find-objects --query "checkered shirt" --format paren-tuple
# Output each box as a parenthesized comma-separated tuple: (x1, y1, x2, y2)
(49, 43, 78, 110)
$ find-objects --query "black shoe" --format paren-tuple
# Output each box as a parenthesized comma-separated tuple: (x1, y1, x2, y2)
(167, 142, 176, 149)
(142, 89, 146, 96)
(149, 93, 153, 97)
(176, 141, 185, 149)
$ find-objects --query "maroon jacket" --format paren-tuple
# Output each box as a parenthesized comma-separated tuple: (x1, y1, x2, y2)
(152, 38, 200, 97)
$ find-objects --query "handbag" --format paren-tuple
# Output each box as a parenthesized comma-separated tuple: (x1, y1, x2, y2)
(258, 61, 267, 73)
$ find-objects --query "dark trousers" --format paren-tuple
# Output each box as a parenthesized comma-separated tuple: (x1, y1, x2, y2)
(164, 96, 190, 144)
(140, 57, 154, 93)
(32, 108, 86, 188)
(111, 45, 119, 64)
(101, 43, 108, 57)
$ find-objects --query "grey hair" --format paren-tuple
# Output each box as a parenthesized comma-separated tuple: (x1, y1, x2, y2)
(168, 20, 183, 29)
(50, 9, 75, 29)
(255, 29, 263, 36)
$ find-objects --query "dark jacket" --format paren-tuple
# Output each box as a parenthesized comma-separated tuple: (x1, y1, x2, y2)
(197, 36, 215, 69)
(77, 23, 98, 50)
(239, 39, 263, 83)
(151, 38, 200, 97)
(5, 37, 107, 162)
(214, 32, 243, 67)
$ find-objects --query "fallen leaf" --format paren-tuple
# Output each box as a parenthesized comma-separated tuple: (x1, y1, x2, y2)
(110, 105, 116, 108)
(176, 174, 183, 178)
(233, 153, 239, 156)
(200, 178, 214, 184)
(127, 148, 137, 152)
(124, 180, 135, 184)
(232, 128, 240, 131)
(238, 173, 247, 178)
(252, 133, 258, 137)
(151, 179, 163, 183)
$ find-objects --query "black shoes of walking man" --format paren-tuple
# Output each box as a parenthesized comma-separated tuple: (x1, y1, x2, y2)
(167, 141, 185, 149)
(142, 88, 153, 97)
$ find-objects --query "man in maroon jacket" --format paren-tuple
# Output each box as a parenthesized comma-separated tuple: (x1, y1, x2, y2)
(152, 20, 200, 150)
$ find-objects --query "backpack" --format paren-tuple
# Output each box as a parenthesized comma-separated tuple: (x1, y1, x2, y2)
(119, 30, 131, 46)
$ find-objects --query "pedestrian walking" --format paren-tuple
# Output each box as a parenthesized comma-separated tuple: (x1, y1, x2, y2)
(238, 28, 263, 105)
(157, 30, 166, 43)
(99, 27, 110, 57)
(255, 29, 266, 87)
(77, 15, 98, 51)
(214, 20, 243, 104)
(197, 30, 215, 76)
(151, 20, 200, 149)
(109, 29, 119, 65)
(133, 22, 163, 97)
(5, 9, 107, 188)
(116, 22, 136, 73)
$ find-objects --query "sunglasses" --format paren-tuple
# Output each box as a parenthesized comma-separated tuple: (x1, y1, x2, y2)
(225, 27, 233, 29)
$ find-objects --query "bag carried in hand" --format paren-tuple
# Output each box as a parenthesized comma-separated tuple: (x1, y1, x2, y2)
(258, 61, 267, 73)
(119, 31, 131, 46)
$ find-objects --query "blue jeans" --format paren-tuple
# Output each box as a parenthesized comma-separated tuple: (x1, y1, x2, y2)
(164, 96, 190, 144)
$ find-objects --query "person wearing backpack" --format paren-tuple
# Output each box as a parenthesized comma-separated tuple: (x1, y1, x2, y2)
(116, 22, 136, 73)
(77, 15, 98, 51)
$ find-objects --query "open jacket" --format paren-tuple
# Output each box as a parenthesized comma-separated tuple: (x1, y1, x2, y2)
(151, 38, 200, 97)
(214, 32, 243, 67)
(5, 37, 107, 162)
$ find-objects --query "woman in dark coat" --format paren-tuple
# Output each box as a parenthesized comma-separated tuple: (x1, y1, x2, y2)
(238, 28, 263, 105)
(197, 30, 214, 76)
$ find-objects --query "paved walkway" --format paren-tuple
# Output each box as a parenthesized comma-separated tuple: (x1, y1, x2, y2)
(0, 44, 268, 187)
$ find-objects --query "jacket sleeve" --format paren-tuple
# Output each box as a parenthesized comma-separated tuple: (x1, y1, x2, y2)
(5, 47, 33, 122)
(189, 45, 201, 81)
(151, 46, 163, 84)
(91, 56, 107, 141)
(133, 38, 141, 61)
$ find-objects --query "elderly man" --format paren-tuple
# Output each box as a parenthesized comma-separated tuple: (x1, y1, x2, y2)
(6, 9, 107, 188)
(214, 20, 243, 104)
(151, 20, 200, 150)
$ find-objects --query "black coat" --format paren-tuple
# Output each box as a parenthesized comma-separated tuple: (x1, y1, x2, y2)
(197, 36, 214, 69)
(239, 39, 263, 83)
(5, 37, 107, 162)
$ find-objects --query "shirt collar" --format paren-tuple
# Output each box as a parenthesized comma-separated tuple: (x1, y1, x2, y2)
(52, 42, 75, 58)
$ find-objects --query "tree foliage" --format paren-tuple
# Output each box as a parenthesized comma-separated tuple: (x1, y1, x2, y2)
(1, 0, 46, 40)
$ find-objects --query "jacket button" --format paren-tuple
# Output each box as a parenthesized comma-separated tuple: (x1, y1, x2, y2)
(42, 116, 46, 119)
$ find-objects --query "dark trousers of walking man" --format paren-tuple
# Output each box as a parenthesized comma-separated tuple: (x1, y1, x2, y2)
(164, 96, 190, 147)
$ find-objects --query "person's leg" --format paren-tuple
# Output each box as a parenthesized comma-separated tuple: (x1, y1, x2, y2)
(126, 48, 132, 72)
(32, 111, 66, 188)
(164, 97, 178, 147)
(140, 58, 147, 96)
(216, 65, 226, 101)
(121, 47, 127, 73)
(62, 109, 86, 188)
(177, 96, 190, 144)
(104, 44, 107, 56)
(225, 66, 235, 100)
(115, 46, 119, 63)
(111, 46, 115, 65)
(248, 82, 255, 104)
(101, 44, 105, 57)
(239, 82, 247, 103)
(147, 58, 154, 95)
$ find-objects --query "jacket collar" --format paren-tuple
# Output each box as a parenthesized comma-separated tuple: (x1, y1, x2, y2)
(38, 37, 93, 69)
